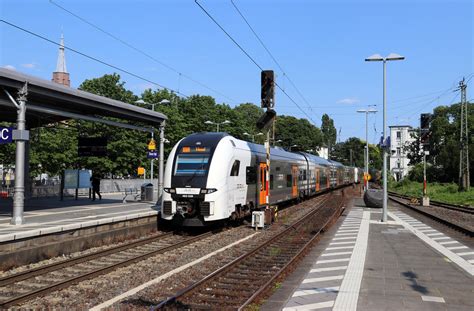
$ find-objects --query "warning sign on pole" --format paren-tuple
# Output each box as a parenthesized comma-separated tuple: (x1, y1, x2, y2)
(147, 139, 156, 151)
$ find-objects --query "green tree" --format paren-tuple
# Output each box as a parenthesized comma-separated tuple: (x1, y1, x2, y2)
(321, 114, 337, 150)
(77, 73, 148, 177)
(275, 115, 322, 151)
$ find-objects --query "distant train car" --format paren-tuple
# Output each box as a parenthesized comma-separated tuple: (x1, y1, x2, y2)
(161, 132, 358, 227)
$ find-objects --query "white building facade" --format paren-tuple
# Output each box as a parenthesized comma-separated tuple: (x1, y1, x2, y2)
(389, 125, 416, 181)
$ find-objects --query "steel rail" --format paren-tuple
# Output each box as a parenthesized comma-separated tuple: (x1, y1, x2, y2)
(153, 194, 334, 310)
(388, 191, 473, 214)
(238, 203, 345, 310)
(389, 196, 473, 237)
(0, 231, 213, 307)
(0, 232, 173, 287)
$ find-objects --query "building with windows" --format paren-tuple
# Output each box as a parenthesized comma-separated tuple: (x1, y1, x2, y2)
(389, 125, 416, 181)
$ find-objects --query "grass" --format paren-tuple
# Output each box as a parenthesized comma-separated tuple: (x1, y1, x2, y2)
(389, 180, 474, 207)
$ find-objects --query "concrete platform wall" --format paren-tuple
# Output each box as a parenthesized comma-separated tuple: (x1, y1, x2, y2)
(0, 215, 158, 270)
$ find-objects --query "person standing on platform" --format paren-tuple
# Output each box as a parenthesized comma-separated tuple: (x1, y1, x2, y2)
(91, 173, 102, 201)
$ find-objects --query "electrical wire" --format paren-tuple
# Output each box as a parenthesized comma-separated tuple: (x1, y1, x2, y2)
(194, 0, 318, 125)
(49, 0, 236, 104)
(0, 19, 188, 98)
(230, 0, 316, 116)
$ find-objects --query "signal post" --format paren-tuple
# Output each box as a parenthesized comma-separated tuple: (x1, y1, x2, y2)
(257, 70, 276, 225)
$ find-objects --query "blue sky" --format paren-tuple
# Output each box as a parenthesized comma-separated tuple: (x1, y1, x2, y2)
(1, 0, 472, 142)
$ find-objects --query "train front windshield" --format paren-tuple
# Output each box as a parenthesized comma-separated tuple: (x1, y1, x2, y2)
(174, 153, 210, 176)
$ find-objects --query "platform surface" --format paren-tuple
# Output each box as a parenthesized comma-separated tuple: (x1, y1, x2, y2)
(263, 197, 474, 311)
(0, 193, 159, 242)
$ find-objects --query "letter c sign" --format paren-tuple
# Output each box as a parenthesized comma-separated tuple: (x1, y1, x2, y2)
(0, 127, 13, 144)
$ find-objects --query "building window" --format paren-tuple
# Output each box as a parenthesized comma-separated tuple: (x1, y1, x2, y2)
(396, 147, 401, 155)
(397, 162, 400, 168)
(396, 131, 401, 139)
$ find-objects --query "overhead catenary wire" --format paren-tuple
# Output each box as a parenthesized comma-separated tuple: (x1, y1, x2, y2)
(230, 0, 316, 116)
(0, 19, 188, 98)
(49, 0, 236, 104)
(194, 0, 318, 126)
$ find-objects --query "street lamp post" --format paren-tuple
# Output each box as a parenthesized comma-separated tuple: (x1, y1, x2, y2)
(366, 53, 405, 222)
(243, 132, 263, 142)
(357, 107, 377, 191)
(204, 120, 231, 132)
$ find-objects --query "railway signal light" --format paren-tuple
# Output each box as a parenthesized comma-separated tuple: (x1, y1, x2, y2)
(256, 109, 277, 130)
(420, 113, 432, 145)
(261, 70, 274, 109)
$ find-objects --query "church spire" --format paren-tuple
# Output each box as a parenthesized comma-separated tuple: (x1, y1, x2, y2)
(56, 34, 67, 73)
(52, 33, 70, 87)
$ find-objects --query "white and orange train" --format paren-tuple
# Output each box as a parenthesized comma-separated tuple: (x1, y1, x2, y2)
(162, 132, 361, 227)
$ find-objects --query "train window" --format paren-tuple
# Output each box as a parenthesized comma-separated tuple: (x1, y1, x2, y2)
(230, 160, 240, 176)
(246, 166, 257, 184)
(270, 175, 274, 190)
(303, 170, 307, 180)
(175, 154, 210, 176)
(286, 174, 292, 187)
(276, 167, 280, 171)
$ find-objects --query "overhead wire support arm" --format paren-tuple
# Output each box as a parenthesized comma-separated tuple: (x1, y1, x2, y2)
(3, 88, 20, 109)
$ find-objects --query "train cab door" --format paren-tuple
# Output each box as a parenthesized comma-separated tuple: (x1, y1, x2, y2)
(291, 165, 298, 197)
(259, 163, 268, 206)
(316, 169, 320, 192)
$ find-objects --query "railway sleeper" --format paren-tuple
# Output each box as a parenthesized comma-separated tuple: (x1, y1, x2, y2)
(214, 282, 258, 290)
(224, 272, 273, 281)
(191, 301, 243, 310)
(196, 288, 254, 298)
(188, 293, 247, 305)
(216, 277, 262, 286)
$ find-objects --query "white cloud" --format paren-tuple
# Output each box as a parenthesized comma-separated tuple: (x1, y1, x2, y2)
(3, 65, 16, 71)
(337, 97, 360, 104)
(21, 63, 36, 69)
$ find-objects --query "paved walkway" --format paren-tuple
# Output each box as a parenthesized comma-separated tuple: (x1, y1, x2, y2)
(0, 193, 159, 242)
(263, 197, 474, 311)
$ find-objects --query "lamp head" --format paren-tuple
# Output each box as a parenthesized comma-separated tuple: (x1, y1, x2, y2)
(365, 54, 384, 62)
(386, 53, 405, 61)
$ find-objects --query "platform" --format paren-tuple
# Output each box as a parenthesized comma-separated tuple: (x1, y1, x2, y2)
(263, 197, 474, 311)
(0, 193, 159, 243)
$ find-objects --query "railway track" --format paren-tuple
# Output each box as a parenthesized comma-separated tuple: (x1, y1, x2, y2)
(154, 192, 344, 310)
(388, 194, 474, 237)
(388, 191, 473, 214)
(0, 231, 214, 308)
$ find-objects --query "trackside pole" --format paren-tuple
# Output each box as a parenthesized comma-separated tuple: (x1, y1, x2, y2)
(265, 130, 270, 207)
(158, 122, 165, 204)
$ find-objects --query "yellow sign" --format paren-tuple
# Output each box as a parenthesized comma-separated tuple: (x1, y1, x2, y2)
(137, 167, 145, 175)
(148, 139, 156, 151)
(364, 173, 372, 181)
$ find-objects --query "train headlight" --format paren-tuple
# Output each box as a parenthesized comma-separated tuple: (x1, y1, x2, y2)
(200, 188, 217, 194)
(164, 188, 176, 194)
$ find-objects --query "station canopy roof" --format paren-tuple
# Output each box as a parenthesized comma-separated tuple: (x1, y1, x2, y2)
(0, 68, 167, 131)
